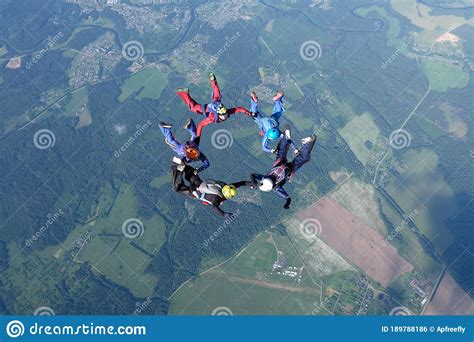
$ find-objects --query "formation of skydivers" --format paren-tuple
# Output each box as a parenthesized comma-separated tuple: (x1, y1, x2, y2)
(159, 73, 317, 219)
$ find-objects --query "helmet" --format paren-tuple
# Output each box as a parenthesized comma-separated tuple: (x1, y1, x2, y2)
(266, 128, 280, 140)
(185, 146, 200, 160)
(217, 104, 227, 115)
(222, 184, 237, 199)
(259, 178, 273, 192)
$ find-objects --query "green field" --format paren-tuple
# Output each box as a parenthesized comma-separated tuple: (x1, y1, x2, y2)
(390, 0, 470, 45)
(62, 50, 78, 58)
(75, 184, 166, 297)
(356, 6, 401, 46)
(415, 114, 447, 140)
(339, 113, 380, 165)
(170, 271, 321, 315)
(170, 232, 324, 315)
(149, 174, 170, 189)
(376, 193, 441, 277)
(385, 149, 454, 253)
(117, 66, 168, 102)
(421, 60, 470, 92)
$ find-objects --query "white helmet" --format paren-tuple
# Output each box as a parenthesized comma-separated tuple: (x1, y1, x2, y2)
(259, 178, 274, 192)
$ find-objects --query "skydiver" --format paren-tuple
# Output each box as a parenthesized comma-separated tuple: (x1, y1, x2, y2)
(249, 90, 297, 154)
(250, 126, 317, 209)
(171, 158, 251, 219)
(159, 119, 209, 174)
(176, 73, 251, 137)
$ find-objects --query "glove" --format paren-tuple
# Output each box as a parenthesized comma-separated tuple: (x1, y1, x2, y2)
(284, 203, 291, 209)
(193, 168, 200, 175)
(271, 148, 277, 154)
(293, 149, 300, 156)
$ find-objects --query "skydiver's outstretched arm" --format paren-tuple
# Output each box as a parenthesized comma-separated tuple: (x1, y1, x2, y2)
(250, 173, 265, 188)
(262, 135, 273, 154)
(230, 180, 253, 188)
(194, 152, 210, 173)
(211, 204, 227, 218)
(227, 107, 251, 116)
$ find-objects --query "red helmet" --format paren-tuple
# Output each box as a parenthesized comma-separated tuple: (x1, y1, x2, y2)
(186, 146, 200, 160)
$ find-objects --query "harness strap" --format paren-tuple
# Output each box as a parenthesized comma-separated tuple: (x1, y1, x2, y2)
(199, 193, 212, 205)
(192, 190, 212, 205)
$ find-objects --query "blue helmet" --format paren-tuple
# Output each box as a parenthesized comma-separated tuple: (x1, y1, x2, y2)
(266, 128, 280, 140)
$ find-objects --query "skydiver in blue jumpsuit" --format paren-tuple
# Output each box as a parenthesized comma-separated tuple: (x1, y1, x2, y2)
(159, 118, 209, 174)
(249, 91, 297, 154)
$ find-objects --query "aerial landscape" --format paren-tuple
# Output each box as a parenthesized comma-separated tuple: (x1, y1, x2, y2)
(0, 0, 472, 318)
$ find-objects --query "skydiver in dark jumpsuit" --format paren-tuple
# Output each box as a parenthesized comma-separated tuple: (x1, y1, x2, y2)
(171, 161, 251, 219)
(250, 129, 317, 209)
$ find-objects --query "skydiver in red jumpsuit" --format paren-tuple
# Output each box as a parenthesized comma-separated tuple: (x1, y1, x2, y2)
(176, 73, 251, 137)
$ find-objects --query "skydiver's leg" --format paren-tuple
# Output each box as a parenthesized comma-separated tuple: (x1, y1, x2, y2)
(188, 169, 203, 192)
(176, 90, 204, 114)
(159, 124, 180, 152)
(210, 78, 222, 102)
(171, 165, 193, 197)
(271, 94, 284, 122)
(250, 91, 259, 114)
(275, 136, 290, 164)
(291, 135, 317, 172)
(183, 118, 198, 143)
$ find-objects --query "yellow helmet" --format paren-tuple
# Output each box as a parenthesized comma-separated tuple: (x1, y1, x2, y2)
(222, 184, 237, 199)
(217, 104, 227, 115)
